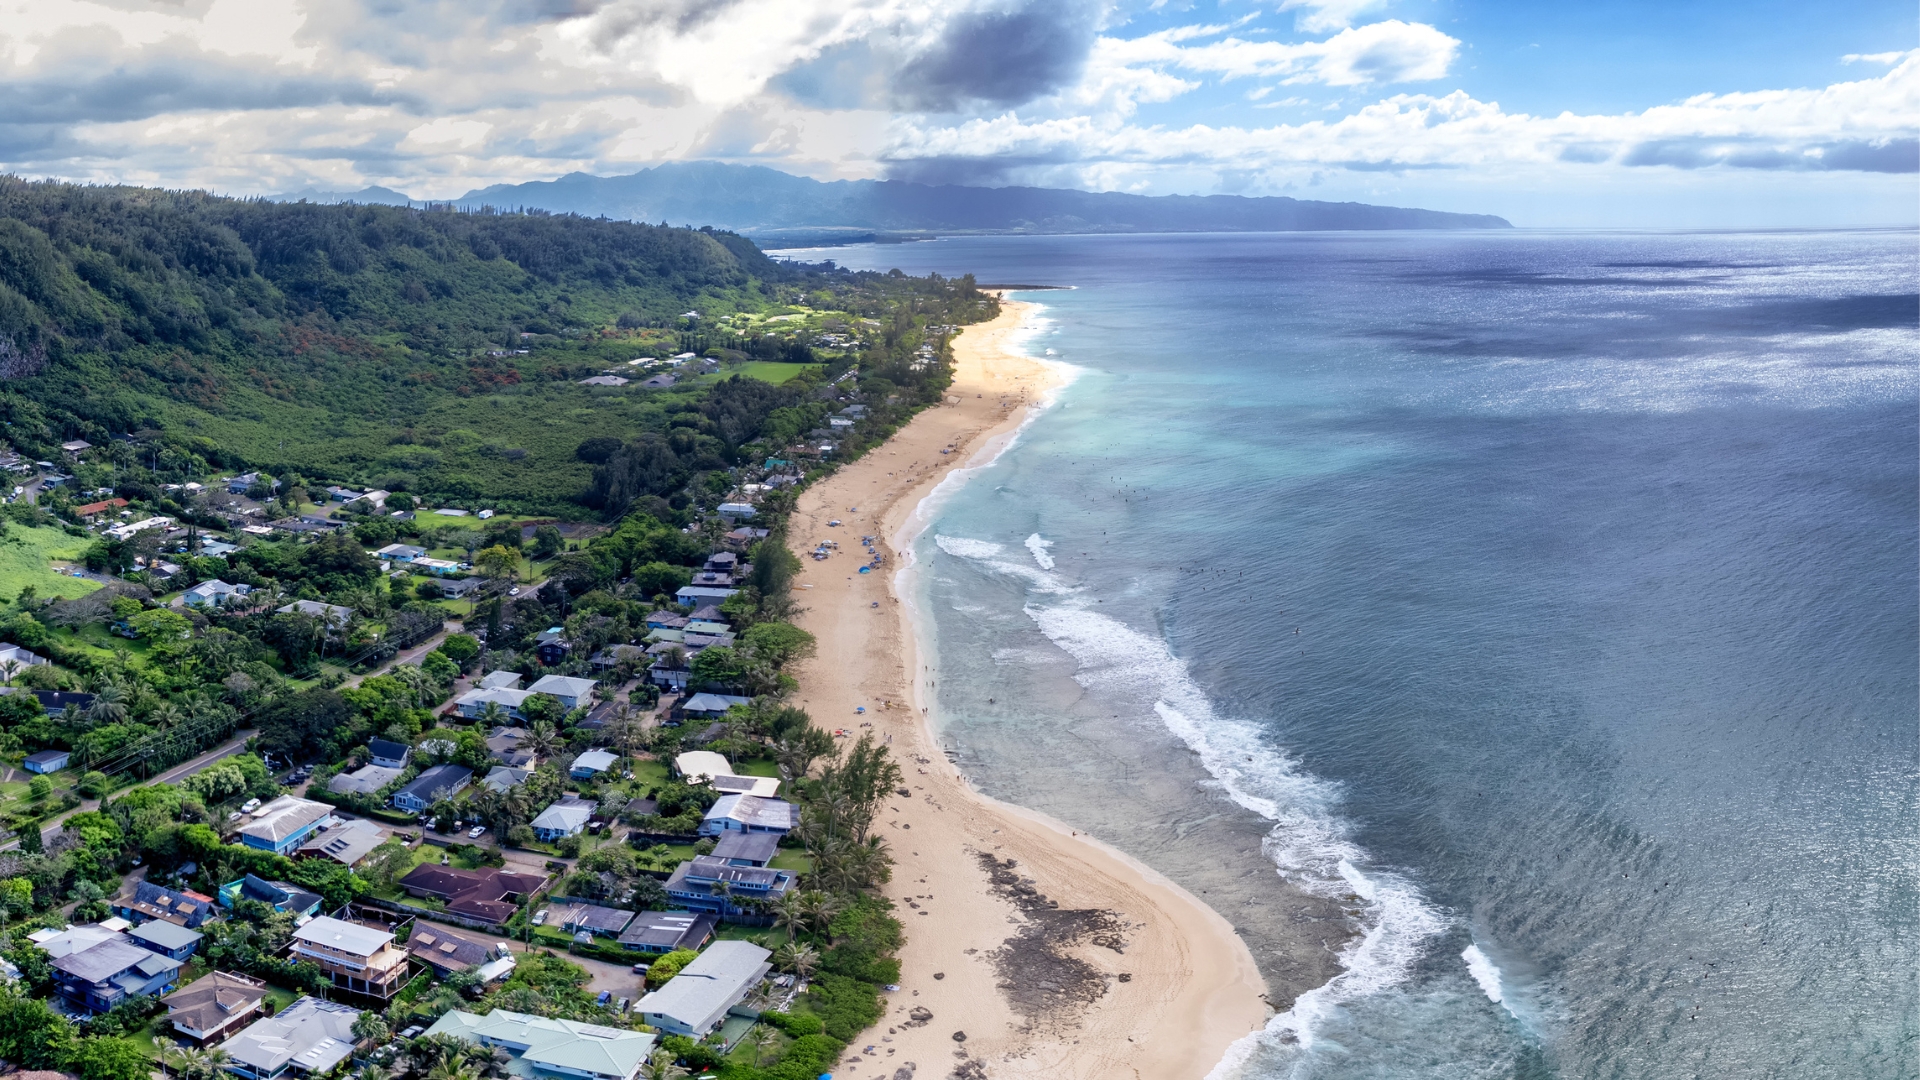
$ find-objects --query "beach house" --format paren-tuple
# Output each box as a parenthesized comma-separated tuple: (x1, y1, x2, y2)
(698, 794, 798, 837)
(635, 940, 772, 1037)
(423, 1009, 657, 1080)
(664, 856, 795, 921)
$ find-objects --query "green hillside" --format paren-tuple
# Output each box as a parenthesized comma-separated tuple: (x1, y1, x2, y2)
(0, 178, 989, 513)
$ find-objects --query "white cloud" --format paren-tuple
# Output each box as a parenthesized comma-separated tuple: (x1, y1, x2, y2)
(1109, 20, 1459, 88)
(1279, 0, 1391, 34)
(1842, 51, 1905, 65)
(884, 51, 1920, 176)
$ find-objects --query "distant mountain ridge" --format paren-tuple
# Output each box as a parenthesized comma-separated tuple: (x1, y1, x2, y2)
(435, 162, 1511, 235)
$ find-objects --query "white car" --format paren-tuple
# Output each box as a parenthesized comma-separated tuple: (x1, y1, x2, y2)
(239, 798, 262, 814)
(508, 587, 521, 596)
(468, 825, 487, 838)
(531, 908, 549, 926)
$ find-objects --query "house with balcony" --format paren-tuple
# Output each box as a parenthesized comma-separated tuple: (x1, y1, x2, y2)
(288, 917, 410, 1000)
(165, 970, 268, 1046)
(698, 794, 798, 838)
(663, 856, 795, 922)
(49, 933, 182, 1013)
(634, 941, 772, 1037)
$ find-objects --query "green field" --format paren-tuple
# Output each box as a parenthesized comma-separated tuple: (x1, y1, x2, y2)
(0, 525, 101, 603)
(732, 361, 813, 385)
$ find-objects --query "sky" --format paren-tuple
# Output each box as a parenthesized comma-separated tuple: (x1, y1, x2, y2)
(0, 0, 1913, 226)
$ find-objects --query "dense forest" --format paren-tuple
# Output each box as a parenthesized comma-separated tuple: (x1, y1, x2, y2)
(0, 178, 991, 515)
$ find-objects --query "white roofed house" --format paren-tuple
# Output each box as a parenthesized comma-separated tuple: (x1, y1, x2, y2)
(183, 579, 252, 609)
(527, 674, 597, 711)
(237, 796, 333, 855)
(218, 995, 362, 1080)
(289, 916, 410, 1000)
(569, 749, 617, 779)
(456, 686, 533, 720)
(530, 797, 593, 841)
(424, 1008, 656, 1080)
(699, 795, 798, 837)
(635, 940, 772, 1037)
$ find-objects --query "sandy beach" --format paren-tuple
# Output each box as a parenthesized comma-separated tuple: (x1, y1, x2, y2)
(783, 297, 1269, 1079)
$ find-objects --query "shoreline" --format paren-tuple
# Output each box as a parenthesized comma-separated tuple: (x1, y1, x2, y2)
(784, 296, 1269, 1078)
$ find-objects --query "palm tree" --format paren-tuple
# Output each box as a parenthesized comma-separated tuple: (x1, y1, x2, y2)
(149, 702, 184, 731)
(351, 1010, 391, 1052)
(774, 942, 820, 984)
(0, 659, 19, 686)
(749, 1025, 779, 1067)
(477, 701, 509, 732)
(87, 682, 128, 724)
(769, 891, 807, 942)
(638, 1050, 688, 1080)
(523, 719, 558, 760)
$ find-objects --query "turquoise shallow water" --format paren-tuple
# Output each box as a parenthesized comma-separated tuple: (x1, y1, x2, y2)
(782, 231, 1919, 1079)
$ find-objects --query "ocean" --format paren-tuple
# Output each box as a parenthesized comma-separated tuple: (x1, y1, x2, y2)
(777, 230, 1919, 1080)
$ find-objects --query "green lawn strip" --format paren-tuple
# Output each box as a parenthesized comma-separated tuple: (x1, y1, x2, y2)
(767, 850, 812, 874)
(731, 757, 780, 779)
(0, 524, 101, 601)
(731, 361, 811, 385)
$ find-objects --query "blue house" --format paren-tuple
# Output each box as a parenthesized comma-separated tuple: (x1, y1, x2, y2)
(391, 763, 472, 813)
(128, 920, 203, 961)
(23, 750, 69, 774)
(50, 935, 181, 1014)
(219, 874, 322, 918)
(235, 796, 331, 856)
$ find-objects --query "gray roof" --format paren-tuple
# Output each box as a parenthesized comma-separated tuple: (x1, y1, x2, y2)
(299, 819, 388, 865)
(709, 832, 780, 865)
(482, 765, 532, 793)
(616, 911, 717, 951)
(327, 763, 405, 795)
(290, 916, 393, 958)
(703, 794, 797, 831)
(636, 940, 771, 1035)
(478, 670, 524, 690)
(558, 903, 634, 934)
(128, 920, 202, 952)
(220, 996, 360, 1076)
(528, 674, 597, 698)
(52, 935, 176, 983)
(407, 927, 494, 972)
(367, 738, 410, 761)
(395, 763, 473, 803)
(238, 796, 331, 844)
(570, 749, 617, 773)
(425, 1009, 656, 1080)
(531, 801, 592, 832)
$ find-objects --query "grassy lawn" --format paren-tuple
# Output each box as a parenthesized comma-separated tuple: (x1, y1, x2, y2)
(630, 759, 671, 789)
(714, 924, 783, 949)
(732, 758, 780, 779)
(732, 361, 811, 385)
(768, 849, 812, 874)
(0, 524, 101, 602)
(53, 623, 158, 664)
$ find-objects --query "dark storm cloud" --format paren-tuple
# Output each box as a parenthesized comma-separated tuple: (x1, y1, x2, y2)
(0, 63, 403, 125)
(892, 0, 1097, 111)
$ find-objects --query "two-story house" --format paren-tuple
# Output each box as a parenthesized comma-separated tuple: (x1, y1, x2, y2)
(288, 917, 410, 1000)
(236, 796, 332, 856)
(50, 934, 182, 1013)
(663, 855, 795, 922)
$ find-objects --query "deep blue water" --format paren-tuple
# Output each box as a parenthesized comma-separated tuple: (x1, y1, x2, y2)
(782, 231, 1919, 1079)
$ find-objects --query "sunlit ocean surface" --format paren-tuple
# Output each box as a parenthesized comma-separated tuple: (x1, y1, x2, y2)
(783, 231, 1920, 1080)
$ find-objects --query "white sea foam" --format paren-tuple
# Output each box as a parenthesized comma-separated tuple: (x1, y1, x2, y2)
(934, 541, 1448, 1067)
(934, 536, 1004, 560)
(1024, 533, 1055, 569)
(1463, 944, 1505, 1003)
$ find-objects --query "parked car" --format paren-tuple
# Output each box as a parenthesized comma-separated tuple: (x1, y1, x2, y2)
(631, 962, 650, 975)
(467, 825, 486, 838)
(240, 798, 262, 814)
(531, 908, 549, 926)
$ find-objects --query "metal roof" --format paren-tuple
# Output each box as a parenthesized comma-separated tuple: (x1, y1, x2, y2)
(219, 996, 360, 1075)
(709, 832, 780, 865)
(703, 794, 797, 831)
(128, 920, 202, 951)
(529, 674, 598, 698)
(425, 1008, 657, 1080)
(531, 801, 593, 831)
(290, 916, 394, 958)
(238, 796, 331, 843)
(570, 749, 617, 773)
(51, 935, 170, 983)
(635, 940, 772, 1035)
(395, 763, 473, 802)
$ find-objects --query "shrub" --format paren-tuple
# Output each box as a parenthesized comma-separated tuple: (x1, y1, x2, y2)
(26, 776, 50, 801)
(764, 1033, 842, 1080)
(553, 834, 582, 858)
(75, 772, 110, 799)
(804, 974, 883, 1042)
(506, 824, 535, 847)
(645, 948, 697, 987)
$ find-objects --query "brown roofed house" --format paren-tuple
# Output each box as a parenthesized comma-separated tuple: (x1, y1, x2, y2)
(396, 865, 548, 925)
(405, 927, 496, 977)
(165, 970, 268, 1045)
